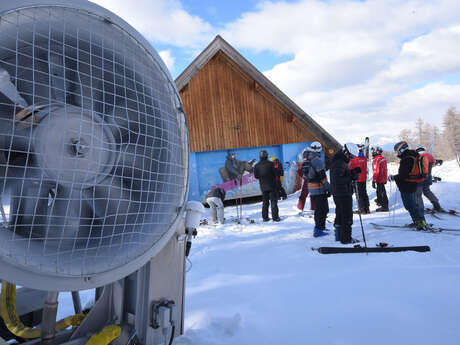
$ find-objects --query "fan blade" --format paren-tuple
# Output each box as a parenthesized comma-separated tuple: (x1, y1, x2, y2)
(0, 66, 28, 108)
(116, 144, 155, 192)
(91, 177, 144, 239)
(49, 52, 68, 103)
(7, 178, 50, 239)
(46, 185, 95, 244)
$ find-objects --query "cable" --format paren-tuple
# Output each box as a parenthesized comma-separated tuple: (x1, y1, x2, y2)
(186, 257, 193, 273)
(0, 281, 85, 339)
(168, 325, 176, 345)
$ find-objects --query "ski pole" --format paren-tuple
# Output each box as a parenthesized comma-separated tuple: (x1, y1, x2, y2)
(239, 177, 243, 222)
(353, 182, 368, 251)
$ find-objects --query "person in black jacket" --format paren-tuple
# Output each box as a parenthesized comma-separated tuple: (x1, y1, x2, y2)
(389, 141, 427, 230)
(254, 150, 280, 221)
(206, 187, 226, 224)
(330, 143, 361, 244)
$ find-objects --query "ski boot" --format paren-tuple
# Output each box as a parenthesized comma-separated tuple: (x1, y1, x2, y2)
(313, 227, 328, 237)
(415, 219, 430, 231)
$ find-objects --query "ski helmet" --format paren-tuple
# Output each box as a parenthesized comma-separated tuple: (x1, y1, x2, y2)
(415, 144, 426, 152)
(308, 141, 322, 153)
(259, 150, 268, 159)
(343, 142, 359, 158)
(394, 141, 409, 157)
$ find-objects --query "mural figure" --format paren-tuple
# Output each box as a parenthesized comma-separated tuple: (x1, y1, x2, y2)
(219, 153, 256, 182)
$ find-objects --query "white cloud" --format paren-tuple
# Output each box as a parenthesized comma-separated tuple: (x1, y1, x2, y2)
(219, 0, 460, 144)
(158, 50, 175, 71)
(90, 0, 214, 48)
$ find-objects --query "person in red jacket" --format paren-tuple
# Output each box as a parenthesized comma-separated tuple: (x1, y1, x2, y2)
(349, 149, 370, 214)
(415, 145, 443, 211)
(372, 147, 388, 212)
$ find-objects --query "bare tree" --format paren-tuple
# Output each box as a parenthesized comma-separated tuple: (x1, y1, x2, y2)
(442, 106, 460, 158)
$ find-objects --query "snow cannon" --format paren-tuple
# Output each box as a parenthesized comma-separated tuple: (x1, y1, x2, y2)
(0, 1, 198, 344)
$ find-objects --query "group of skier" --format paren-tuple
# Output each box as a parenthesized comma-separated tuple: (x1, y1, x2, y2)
(290, 139, 444, 240)
(206, 140, 445, 238)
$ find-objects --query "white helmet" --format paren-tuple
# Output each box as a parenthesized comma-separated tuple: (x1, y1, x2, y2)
(343, 142, 359, 158)
(308, 141, 322, 153)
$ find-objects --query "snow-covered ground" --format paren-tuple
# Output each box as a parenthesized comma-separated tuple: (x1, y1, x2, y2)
(51, 161, 460, 344)
(175, 160, 460, 345)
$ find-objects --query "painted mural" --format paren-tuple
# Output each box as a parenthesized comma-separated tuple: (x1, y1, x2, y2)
(188, 142, 324, 202)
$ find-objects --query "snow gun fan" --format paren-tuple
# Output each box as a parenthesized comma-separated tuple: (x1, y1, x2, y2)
(0, 1, 194, 344)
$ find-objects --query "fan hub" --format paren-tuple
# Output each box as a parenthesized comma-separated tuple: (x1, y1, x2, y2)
(33, 105, 117, 187)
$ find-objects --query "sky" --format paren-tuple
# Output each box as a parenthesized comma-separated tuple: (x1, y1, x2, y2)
(90, 0, 460, 146)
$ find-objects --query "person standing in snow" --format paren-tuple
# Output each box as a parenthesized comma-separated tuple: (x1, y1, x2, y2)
(415, 145, 444, 212)
(349, 148, 370, 214)
(389, 141, 428, 230)
(305, 142, 330, 237)
(206, 187, 226, 224)
(296, 150, 315, 212)
(330, 143, 361, 244)
(254, 150, 280, 222)
(372, 147, 389, 212)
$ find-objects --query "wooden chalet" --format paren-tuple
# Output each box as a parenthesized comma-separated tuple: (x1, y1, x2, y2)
(175, 35, 341, 157)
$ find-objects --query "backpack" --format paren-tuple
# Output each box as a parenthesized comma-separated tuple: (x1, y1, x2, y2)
(405, 155, 429, 183)
(301, 160, 310, 179)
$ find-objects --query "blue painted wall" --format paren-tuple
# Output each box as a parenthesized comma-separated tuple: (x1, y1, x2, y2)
(188, 141, 324, 201)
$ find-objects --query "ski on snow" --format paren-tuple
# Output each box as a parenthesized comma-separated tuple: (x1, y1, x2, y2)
(370, 222, 460, 233)
(425, 208, 460, 218)
(311, 245, 430, 254)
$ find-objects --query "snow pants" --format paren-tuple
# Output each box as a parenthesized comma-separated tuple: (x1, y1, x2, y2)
(356, 181, 370, 211)
(376, 183, 388, 208)
(422, 184, 440, 210)
(400, 191, 423, 221)
(206, 197, 225, 224)
(333, 195, 353, 244)
(262, 190, 279, 221)
(297, 180, 315, 211)
(311, 194, 329, 230)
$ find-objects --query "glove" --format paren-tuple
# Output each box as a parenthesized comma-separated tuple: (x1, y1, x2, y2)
(326, 191, 331, 198)
(372, 181, 376, 189)
(351, 172, 359, 181)
(435, 159, 443, 166)
(388, 174, 394, 182)
(351, 167, 362, 175)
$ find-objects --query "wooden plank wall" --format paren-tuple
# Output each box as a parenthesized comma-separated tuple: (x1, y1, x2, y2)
(179, 51, 325, 153)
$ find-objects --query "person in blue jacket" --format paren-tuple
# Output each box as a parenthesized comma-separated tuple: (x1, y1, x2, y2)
(305, 142, 330, 237)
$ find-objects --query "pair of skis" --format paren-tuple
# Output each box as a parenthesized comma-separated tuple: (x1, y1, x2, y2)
(425, 208, 459, 218)
(370, 222, 460, 234)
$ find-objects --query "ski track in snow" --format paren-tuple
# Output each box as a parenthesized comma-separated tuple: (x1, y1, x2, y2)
(50, 161, 459, 345)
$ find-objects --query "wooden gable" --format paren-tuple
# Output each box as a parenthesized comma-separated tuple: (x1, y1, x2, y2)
(180, 51, 325, 153)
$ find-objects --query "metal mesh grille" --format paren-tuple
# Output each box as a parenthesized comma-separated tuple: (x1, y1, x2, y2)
(0, 6, 187, 278)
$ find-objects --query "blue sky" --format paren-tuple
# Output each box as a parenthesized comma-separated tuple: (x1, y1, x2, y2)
(91, 0, 460, 146)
